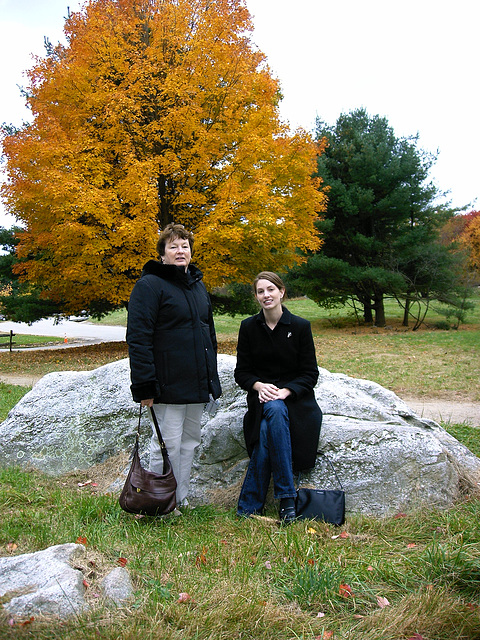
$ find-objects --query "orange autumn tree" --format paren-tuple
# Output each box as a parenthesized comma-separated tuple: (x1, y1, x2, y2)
(440, 210, 480, 275)
(460, 211, 480, 272)
(1, 0, 325, 316)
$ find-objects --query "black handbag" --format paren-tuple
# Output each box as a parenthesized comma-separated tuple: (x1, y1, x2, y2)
(119, 406, 177, 516)
(295, 453, 345, 526)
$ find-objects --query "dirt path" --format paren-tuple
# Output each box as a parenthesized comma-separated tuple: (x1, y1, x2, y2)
(2, 373, 479, 427)
(0, 374, 44, 387)
(402, 397, 480, 427)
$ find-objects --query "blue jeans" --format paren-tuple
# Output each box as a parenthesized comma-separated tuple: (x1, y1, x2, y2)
(237, 399, 296, 516)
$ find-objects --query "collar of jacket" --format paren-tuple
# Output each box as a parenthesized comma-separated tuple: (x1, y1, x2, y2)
(141, 260, 203, 285)
(255, 305, 292, 326)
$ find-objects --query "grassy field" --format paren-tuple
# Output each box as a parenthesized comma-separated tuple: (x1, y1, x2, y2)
(1, 466, 479, 639)
(0, 295, 479, 638)
(0, 334, 64, 348)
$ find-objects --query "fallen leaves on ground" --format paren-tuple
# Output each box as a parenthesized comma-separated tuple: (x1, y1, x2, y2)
(195, 547, 207, 567)
(376, 595, 390, 608)
(339, 583, 354, 598)
(8, 617, 35, 627)
(178, 592, 194, 603)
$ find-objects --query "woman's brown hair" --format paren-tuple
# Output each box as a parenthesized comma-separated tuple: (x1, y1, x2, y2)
(157, 223, 194, 258)
(253, 271, 287, 296)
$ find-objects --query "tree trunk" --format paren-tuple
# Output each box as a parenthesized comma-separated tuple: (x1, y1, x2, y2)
(363, 298, 373, 324)
(374, 293, 386, 327)
(402, 296, 410, 327)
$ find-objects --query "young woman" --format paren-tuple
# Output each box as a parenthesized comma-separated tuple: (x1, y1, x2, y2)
(234, 272, 322, 523)
(126, 223, 221, 507)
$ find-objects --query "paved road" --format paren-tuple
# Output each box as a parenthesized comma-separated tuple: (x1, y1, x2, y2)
(0, 318, 126, 343)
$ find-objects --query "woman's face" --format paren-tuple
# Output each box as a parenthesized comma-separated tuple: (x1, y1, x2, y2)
(162, 236, 192, 270)
(255, 278, 284, 312)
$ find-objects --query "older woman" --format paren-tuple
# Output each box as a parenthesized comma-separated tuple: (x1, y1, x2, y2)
(234, 271, 322, 523)
(126, 223, 221, 507)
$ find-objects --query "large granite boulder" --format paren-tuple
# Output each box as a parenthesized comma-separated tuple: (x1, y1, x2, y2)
(1, 355, 479, 515)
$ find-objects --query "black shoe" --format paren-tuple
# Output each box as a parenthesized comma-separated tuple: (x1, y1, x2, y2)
(279, 498, 296, 524)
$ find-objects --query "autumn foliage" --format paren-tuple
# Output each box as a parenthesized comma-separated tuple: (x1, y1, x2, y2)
(440, 210, 480, 272)
(460, 211, 480, 270)
(1, 0, 325, 314)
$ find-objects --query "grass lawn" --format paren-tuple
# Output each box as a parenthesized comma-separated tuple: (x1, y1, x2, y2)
(0, 333, 64, 348)
(0, 465, 479, 639)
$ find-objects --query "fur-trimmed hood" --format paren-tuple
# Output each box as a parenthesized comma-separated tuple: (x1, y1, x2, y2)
(141, 260, 203, 285)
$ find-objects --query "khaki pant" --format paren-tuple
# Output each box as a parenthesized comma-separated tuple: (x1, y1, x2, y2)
(149, 403, 204, 504)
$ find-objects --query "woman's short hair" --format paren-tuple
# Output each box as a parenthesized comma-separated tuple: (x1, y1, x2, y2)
(253, 271, 286, 295)
(157, 223, 194, 258)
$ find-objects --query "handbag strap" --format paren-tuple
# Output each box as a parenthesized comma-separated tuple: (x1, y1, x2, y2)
(136, 405, 168, 453)
(297, 451, 344, 491)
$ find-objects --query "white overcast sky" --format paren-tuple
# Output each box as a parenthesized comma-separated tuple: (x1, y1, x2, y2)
(0, 0, 478, 228)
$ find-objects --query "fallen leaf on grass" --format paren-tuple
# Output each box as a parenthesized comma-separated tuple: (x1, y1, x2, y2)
(407, 543, 417, 549)
(264, 561, 272, 570)
(406, 635, 424, 640)
(82, 580, 89, 589)
(394, 512, 408, 519)
(307, 527, 317, 534)
(339, 583, 354, 598)
(367, 566, 374, 571)
(316, 611, 325, 618)
(178, 592, 193, 603)
(76, 536, 87, 545)
(6, 542, 17, 553)
(117, 557, 128, 567)
(339, 531, 349, 539)
(315, 631, 334, 639)
(195, 548, 207, 567)
(376, 595, 390, 608)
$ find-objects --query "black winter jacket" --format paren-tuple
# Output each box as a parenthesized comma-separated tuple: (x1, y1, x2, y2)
(126, 260, 221, 404)
(234, 306, 322, 471)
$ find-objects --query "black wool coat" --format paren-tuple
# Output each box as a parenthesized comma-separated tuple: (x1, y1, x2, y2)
(126, 260, 221, 404)
(234, 307, 322, 472)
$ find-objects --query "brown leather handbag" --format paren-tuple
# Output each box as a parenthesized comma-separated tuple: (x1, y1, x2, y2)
(119, 406, 177, 516)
